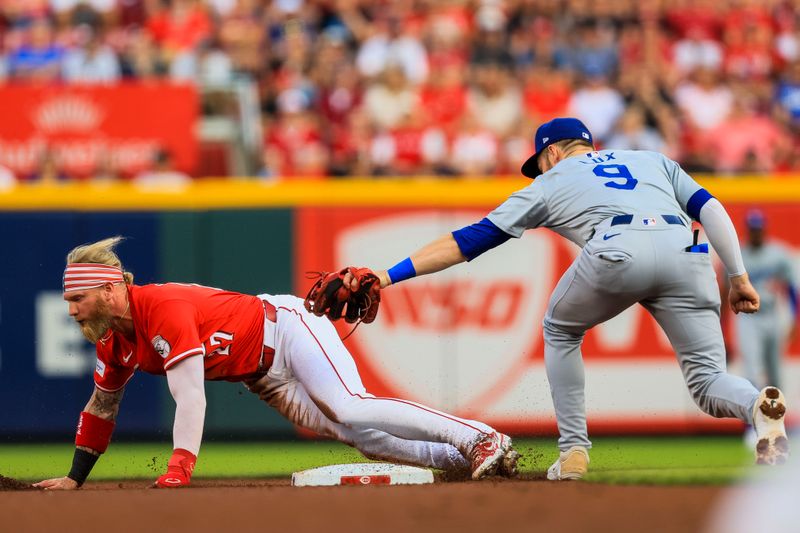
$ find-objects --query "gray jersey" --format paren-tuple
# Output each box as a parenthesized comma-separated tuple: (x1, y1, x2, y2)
(489, 148, 761, 454)
(487, 149, 701, 246)
(741, 242, 797, 313)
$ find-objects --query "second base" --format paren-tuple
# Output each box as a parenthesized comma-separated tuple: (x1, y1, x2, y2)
(291, 463, 434, 487)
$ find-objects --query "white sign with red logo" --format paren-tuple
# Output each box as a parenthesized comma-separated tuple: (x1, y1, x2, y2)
(337, 212, 555, 412)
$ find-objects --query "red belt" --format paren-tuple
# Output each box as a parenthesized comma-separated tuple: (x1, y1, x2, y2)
(263, 300, 277, 323)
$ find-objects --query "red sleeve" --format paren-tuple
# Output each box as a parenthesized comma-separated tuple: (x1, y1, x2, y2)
(147, 299, 205, 371)
(94, 335, 135, 393)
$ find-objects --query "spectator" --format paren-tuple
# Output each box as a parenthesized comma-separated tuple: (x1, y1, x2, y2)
(50, 0, 117, 28)
(121, 28, 168, 78)
(467, 63, 521, 138)
(62, 24, 121, 83)
(216, 0, 266, 75)
(28, 148, 69, 183)
(0, 164, 17, 190)
(419, 60, 468, 134)
(368, 107, 447, 176)
(134, 148, 192, 186)
(470, 29, 513, 69)
(354, 15, 429, 85)
(606, 105, 668, 153)
(7, 18, 64, 81)
(703, 94, 788, 175)
(499, 118, 535, 176)
(263, 93, 325, 178)
(675, 66, 734, 133)
(775, 61, 800, 133)
(521, 62, 573, 124)
(170, 36, 233, 85)
(146, 0, 212, 59)
(567, 72, 625, 144)
(449, 113, 498, 177)
(559, 20, 619, 80)
(671, 26, 724, 76)
(723, 23, 777, 83)
(363, 64, 419, 130)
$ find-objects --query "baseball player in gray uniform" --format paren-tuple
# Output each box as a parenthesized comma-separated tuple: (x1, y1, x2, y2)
(342, 117, 790, 479)
(736, 210, 798, 390)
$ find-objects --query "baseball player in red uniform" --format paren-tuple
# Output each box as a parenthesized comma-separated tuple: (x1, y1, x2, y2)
(34, 237, 517, 490)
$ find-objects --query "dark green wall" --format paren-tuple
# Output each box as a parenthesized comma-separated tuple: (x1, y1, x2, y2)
(159, 209, 296, 438)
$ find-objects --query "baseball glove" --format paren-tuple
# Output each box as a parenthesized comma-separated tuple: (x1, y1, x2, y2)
(304, 267, 381, 324)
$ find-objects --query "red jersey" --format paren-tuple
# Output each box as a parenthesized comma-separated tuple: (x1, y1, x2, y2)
(93, 283, 269, 392)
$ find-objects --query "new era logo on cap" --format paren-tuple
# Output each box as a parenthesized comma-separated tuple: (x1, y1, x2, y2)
(520, 117, 594, 178)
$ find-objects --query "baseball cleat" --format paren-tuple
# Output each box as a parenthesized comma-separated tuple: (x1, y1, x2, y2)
(469, 432, 512, 480)
(547, 446, 589, 480)
(497, 447, 521, 478)
(753, 387, 789, 466)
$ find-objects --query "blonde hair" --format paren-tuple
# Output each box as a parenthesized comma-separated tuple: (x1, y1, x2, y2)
(66, 236, 134, 284)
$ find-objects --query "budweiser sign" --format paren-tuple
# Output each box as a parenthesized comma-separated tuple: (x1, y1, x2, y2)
(33, 95, 103, 133)
(0, 84, 198, 178)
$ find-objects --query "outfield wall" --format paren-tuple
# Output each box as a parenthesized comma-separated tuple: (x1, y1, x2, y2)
(0, 177, 798, 438)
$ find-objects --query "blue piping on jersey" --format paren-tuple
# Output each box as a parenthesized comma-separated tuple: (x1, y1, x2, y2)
(452, 218, 513, 261)
(686, 188, 714, 221)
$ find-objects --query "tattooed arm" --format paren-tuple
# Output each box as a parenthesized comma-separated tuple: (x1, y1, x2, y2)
(33, 387, 125, 490)
(78, 388, 125, 456)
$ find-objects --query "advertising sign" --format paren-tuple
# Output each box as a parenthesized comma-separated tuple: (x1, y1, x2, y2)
(0, 83, 198, 179)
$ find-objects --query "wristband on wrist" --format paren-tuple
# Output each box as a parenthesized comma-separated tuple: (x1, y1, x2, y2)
(75, 411, 115, 453)
(387, 257, 416, 284)
(67, 448, 100, 486)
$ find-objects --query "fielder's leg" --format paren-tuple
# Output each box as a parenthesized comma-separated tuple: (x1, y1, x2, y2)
(244, 375, 469, 473)
(736, 313, 765, 389)
(642, 245, 759, 423)
(764, 318, 783, 390)
(543, 239, 645, 453)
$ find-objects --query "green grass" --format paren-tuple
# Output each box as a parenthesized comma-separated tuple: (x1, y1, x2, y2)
(0, 436, 754, 485)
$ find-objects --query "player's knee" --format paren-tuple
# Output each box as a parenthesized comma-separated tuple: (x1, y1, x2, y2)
(311, 395, 364, 425)
(543, 316, 584, 343)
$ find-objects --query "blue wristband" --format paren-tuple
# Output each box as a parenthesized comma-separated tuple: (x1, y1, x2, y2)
(387, 257, 416, 284)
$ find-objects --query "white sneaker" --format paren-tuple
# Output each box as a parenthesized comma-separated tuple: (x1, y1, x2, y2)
(753, 387, 789, 465)
(547, 446, 589, 481)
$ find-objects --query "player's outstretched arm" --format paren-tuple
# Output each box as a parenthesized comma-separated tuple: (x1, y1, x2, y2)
(342, 234, 466, 290)
(33, 387, 125, 490)
(155, 354, 205, 488)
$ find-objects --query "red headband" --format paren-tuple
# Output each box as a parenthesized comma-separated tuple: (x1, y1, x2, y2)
(63, 263, 125, 292)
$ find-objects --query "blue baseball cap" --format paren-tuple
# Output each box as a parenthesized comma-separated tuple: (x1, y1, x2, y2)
(521, 117, 594, 178)
(746, 209, 765, 229)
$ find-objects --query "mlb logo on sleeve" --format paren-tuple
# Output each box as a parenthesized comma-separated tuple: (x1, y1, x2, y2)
(96, 358, 106, 377)
(642, 218, 657, 226)
(152, 335, 172, 358)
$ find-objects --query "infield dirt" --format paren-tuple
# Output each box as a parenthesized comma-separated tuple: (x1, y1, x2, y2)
(0, 476, 723, 533)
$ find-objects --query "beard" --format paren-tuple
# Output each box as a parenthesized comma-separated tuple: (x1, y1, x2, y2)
(80, 298, 113, 343)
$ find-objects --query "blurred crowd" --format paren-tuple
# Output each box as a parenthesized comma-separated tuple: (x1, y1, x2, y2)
(3, 0, 800, 180)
